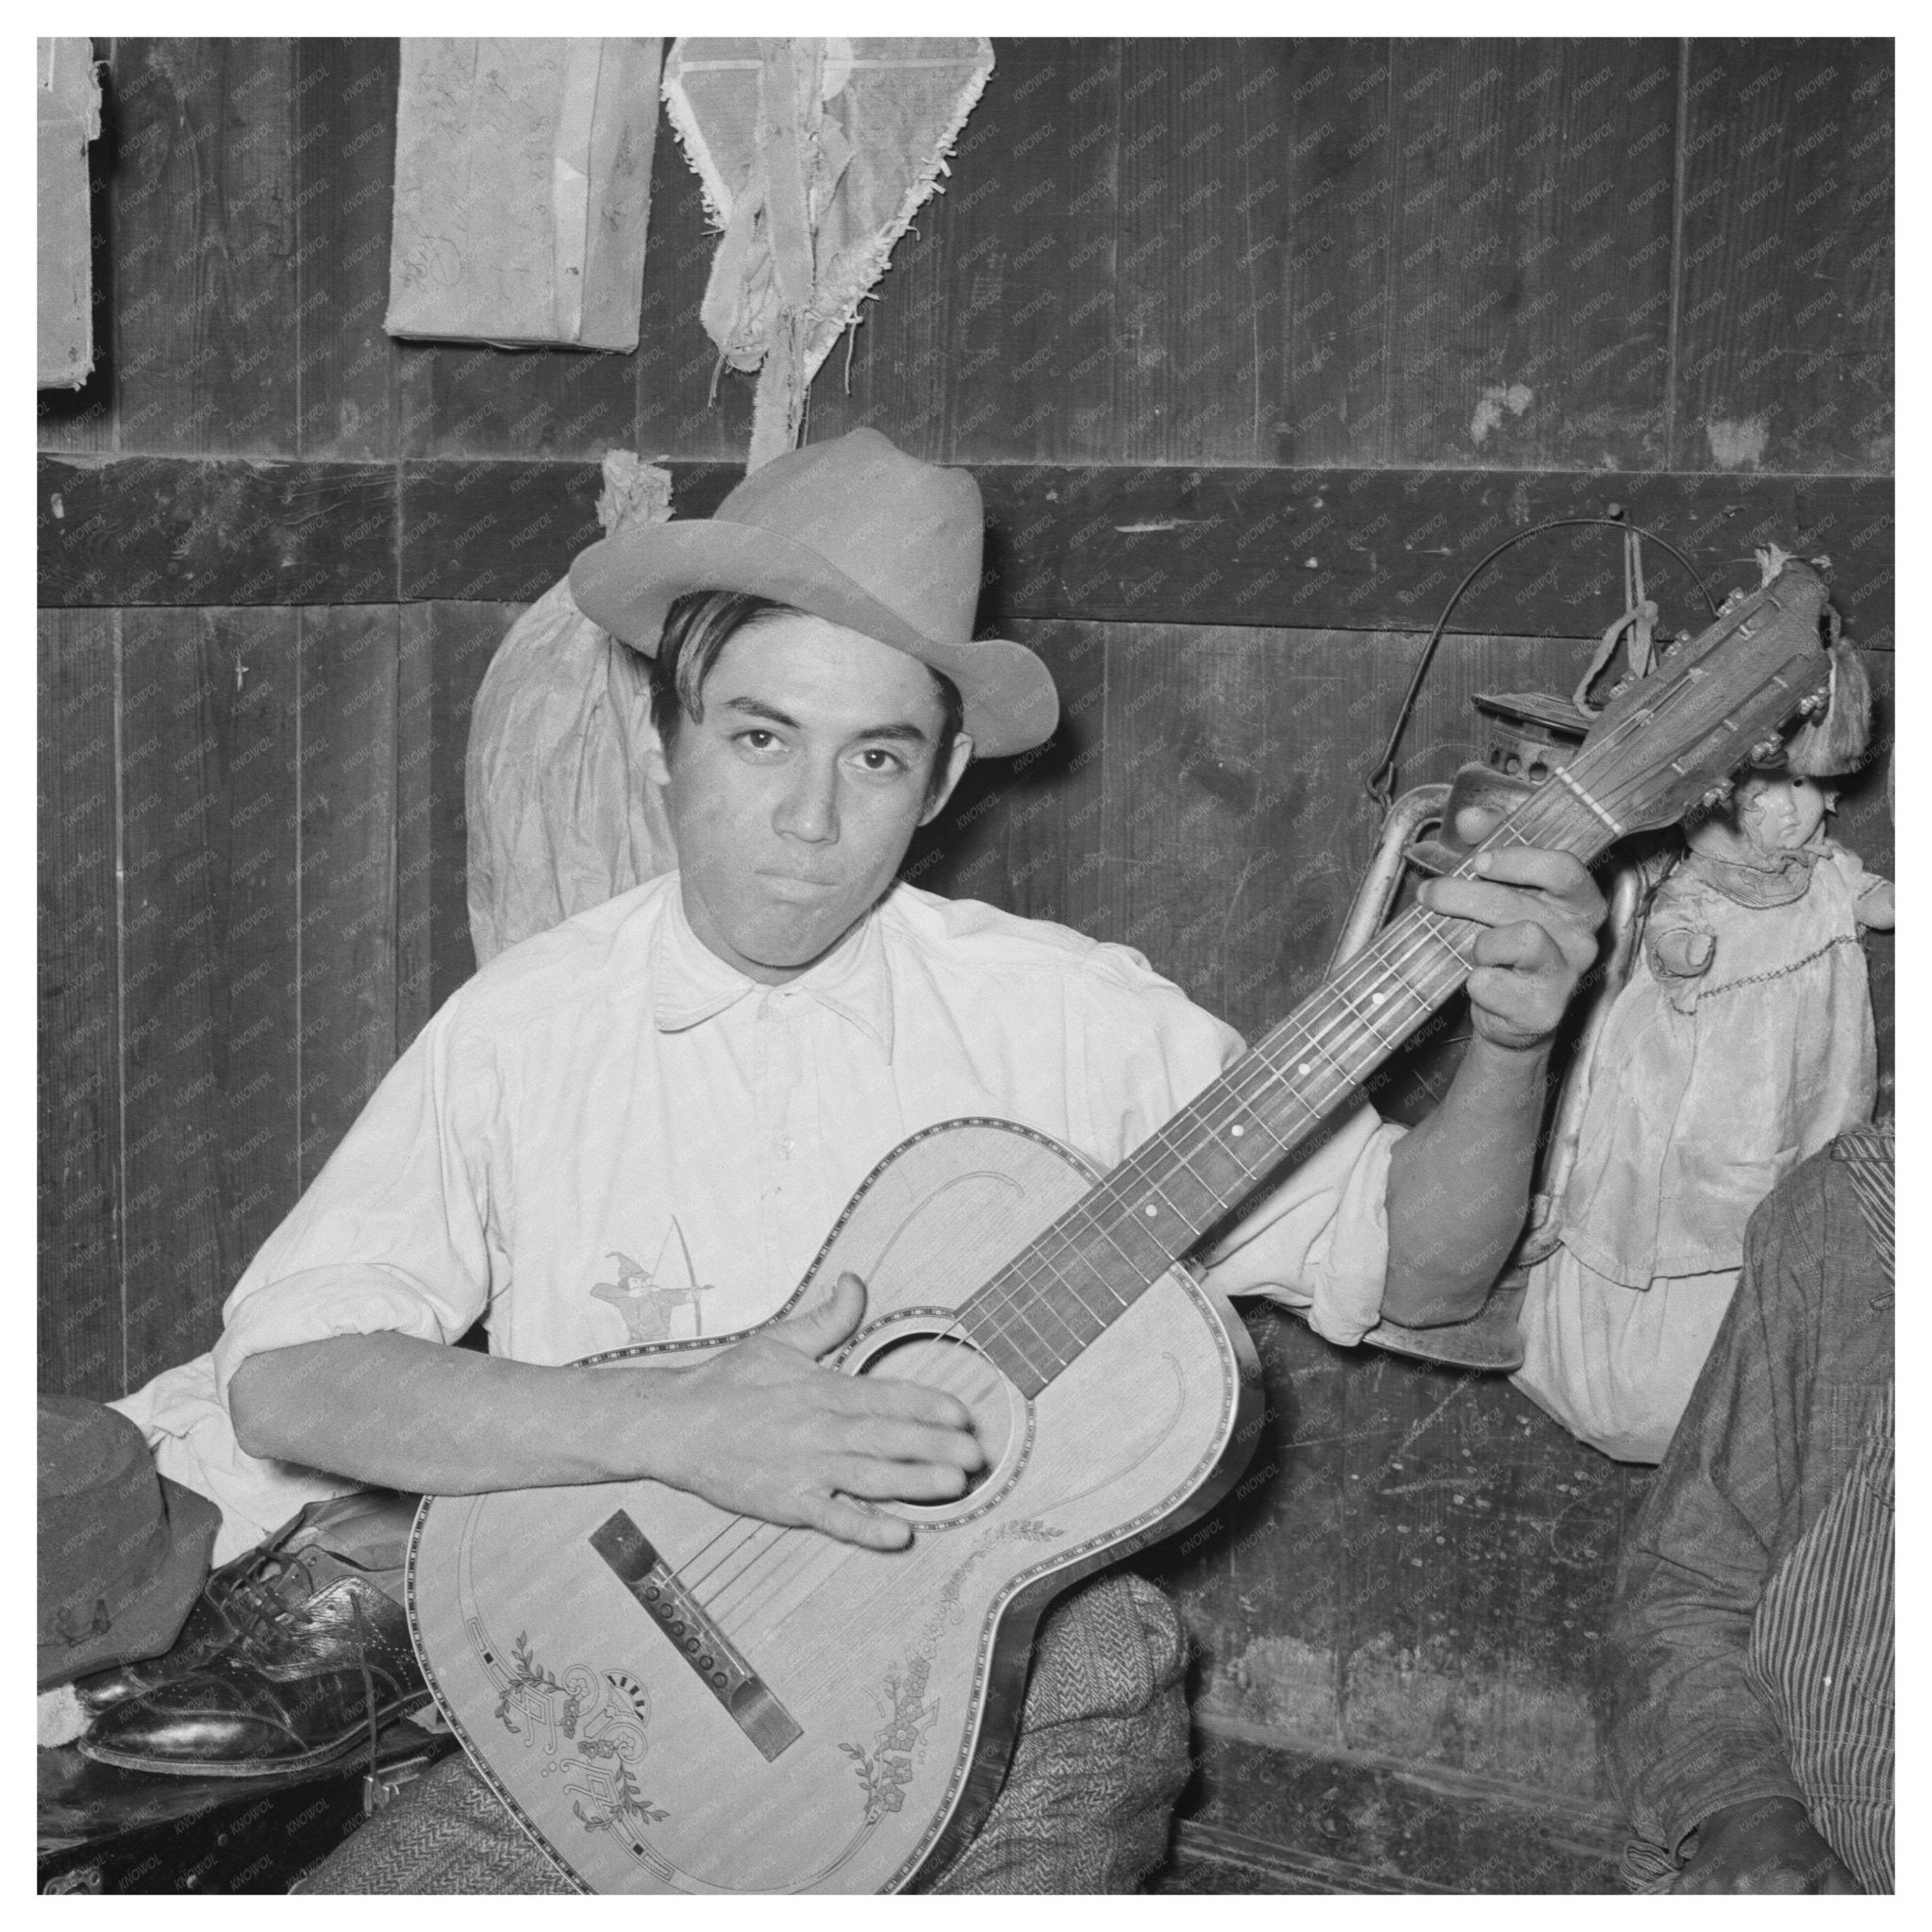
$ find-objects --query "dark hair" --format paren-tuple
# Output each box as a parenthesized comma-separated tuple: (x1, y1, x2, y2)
(648, 589, 966, 804)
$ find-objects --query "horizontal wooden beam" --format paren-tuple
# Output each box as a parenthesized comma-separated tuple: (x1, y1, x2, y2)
(40, 455, 1894, 644)
(39, 456, 394, 608)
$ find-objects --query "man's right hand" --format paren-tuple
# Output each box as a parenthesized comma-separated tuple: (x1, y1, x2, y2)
(1673, 1796, 1858, 1893)
(649, 1272, 985, 1551)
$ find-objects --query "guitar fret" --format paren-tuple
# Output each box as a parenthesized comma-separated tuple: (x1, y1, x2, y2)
(1329, 980, 1397, 1045)
(1024, 1244, 1108, 1331)
(967, 1293, 1066, 1389)
(1204, 1089, 1291, 1155)
(1013, 1252, 1102, 1356)
(1034, 1222, 1133, 1315)
(991, 1286, 1070, 1370)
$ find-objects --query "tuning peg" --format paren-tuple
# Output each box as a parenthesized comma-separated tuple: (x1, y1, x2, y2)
(1750, 736, 1784, 762)
(1796, 692, 1825, 716)
(1700, 777, 1735, 809)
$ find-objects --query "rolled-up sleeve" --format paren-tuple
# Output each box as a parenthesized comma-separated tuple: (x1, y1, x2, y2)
(1073, 952, 1404, 1347)
(210, 1005, 500, 1403)
(1195, 1107, 1401, 1347)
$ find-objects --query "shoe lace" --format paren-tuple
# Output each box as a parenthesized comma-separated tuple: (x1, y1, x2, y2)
(218, 1556, 392, 1781)
(350, 1592, 382, 1791)
(222, 1551, 320, 1660)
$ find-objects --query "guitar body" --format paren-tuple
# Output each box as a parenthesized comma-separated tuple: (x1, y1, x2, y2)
(408, 1118, 1263, 1894)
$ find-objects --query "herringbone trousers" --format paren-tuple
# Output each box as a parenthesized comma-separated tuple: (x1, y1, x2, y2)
(298, 1571, 1189, 1894)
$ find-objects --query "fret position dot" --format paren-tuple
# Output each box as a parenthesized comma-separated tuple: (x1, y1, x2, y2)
(1298, 1061, 1312, 1075)
(1370, 991, 1385, 1006)
(1230, 1124, 1244, 1137)
(1144, 1204, 1158, 1217)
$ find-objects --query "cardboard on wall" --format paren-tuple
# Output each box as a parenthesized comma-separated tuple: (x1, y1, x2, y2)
(386, 38, 663, 350)
(38, 37, 101, 390)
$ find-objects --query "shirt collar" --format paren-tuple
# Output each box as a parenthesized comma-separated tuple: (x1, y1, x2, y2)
(651, 879, 896, 1059)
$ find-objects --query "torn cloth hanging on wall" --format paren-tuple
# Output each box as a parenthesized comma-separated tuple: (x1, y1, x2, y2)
(663, 37, 994, 469)
(465, 453, 680, 967)
(387, 39, 662, 349)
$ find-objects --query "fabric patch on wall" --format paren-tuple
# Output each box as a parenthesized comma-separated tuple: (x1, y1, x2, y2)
(663, 37, 994, 469)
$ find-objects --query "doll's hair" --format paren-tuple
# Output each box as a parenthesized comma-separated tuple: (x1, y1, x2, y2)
(1785, 639, 1873, 777)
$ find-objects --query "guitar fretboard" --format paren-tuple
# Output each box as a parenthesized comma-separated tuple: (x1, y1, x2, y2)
(957, 775, 1612, 1398)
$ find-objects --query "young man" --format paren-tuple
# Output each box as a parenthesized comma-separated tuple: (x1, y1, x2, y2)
(97, 430, 1602, 1890)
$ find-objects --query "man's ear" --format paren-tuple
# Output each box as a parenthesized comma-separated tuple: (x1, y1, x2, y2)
(644, 734, 672, 790)
(919, 734, 974, 826)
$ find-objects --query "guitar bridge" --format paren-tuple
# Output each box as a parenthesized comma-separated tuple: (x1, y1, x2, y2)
(589, 1511, 804, 1762)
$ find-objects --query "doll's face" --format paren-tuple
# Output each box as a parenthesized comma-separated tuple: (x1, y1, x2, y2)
(1737, 774, 1836, 850)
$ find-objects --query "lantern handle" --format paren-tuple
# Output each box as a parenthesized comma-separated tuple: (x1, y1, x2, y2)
(1364, 517, 1719, 810)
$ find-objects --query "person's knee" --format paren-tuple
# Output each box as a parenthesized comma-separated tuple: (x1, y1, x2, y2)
(1024, 1571, 1189, 1728)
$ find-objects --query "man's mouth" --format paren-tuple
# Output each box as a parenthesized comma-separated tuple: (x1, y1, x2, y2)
(758, 871, 843, 899)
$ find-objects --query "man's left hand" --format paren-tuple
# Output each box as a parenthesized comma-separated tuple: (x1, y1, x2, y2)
(1418, 810, 1606, 1053)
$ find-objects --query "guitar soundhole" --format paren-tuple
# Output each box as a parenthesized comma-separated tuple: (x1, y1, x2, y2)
(852, 1330, 1019, 1510)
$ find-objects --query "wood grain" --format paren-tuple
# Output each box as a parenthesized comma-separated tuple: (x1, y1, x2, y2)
(1377, 41, 1679, 471)
(39, 453, 395, 608)
(291, 39, 401, 459)
(118, 608, 300, 1388)
(397, 459, 608, 605)
(50, 455, 1893, 652)
(38, 609, 125, 1400)
(108, 40, 299, 455)
(296, 606, 400, 1185)
(1672, 41, 1893, 475)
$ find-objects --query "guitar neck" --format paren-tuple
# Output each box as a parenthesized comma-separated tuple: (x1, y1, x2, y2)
(959, 769, 1623, 1397)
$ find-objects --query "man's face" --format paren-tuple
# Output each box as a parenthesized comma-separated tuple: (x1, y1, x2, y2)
(647, 613, 973, 983)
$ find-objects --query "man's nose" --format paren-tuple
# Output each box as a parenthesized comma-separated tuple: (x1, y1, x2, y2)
(774, 758, 840, 843)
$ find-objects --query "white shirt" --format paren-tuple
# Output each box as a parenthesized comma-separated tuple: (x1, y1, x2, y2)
(118, 877, 1400, 1557)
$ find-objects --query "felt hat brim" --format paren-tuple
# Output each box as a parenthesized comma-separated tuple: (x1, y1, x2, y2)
(1361, 1274, 1528, 1374)
(570, 519, 1059, 759)
(38, 1474, 222, 1690)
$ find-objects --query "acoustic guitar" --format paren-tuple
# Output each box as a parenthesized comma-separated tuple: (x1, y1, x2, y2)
(408, 558, 1836, 1892)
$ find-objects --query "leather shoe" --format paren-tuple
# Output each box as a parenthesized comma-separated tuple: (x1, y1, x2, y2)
(77, 1543, 430, 1776)
(69, 1492, 417, 1722)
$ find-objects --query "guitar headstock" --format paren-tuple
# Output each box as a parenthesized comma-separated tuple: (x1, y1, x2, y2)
(1571, 558, 1835, 838)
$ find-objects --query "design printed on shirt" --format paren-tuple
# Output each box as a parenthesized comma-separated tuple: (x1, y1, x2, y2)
(591, 1219, 714, 1344)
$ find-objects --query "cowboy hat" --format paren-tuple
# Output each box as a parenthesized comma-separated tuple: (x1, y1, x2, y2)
(569, 428, 1058, 757)
(39, 1396, 222, 1690)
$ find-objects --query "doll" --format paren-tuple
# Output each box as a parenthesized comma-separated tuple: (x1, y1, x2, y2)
(1511, 660, 1890, 1462)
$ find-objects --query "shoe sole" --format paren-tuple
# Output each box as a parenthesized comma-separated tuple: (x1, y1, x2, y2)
(76, 1695, 439, 1779)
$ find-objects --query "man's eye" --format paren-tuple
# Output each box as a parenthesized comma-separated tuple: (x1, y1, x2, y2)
(857, 748, 908, 774)
(736, 729, 780, 751)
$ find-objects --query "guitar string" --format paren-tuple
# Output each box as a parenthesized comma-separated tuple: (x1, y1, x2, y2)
(958, 666, 1768, 1368)
(668, 669, 1806, 1623)
(685, 737, 1675, 1618)
(680, 895, 1484, 1618)
(685, 721, 1674, 1618)
(966, 657, 1807, 1371)
(685, 882, 1511, 1625)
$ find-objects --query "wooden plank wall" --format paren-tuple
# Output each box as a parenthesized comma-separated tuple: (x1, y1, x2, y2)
(39, 37, 1892, 1893)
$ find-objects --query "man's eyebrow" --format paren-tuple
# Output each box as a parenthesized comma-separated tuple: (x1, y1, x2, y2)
(719, 696, 932, 744)
(720, 696, 802, 731)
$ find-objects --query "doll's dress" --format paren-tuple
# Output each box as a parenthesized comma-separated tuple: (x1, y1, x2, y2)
(1511, 840, 1882, 1461)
